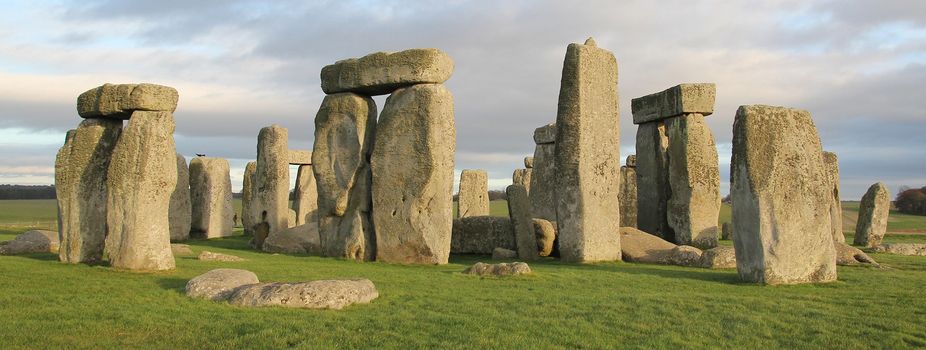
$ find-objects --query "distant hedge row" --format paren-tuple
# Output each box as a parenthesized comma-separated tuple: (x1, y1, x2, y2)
(0, 184, 57, 199)
(896, 186, 926, 216)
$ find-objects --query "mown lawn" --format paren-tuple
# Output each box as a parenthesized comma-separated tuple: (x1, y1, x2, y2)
(1, 200, 926, 349)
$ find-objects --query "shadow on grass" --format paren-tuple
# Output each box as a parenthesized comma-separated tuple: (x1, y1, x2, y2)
(182, 235, 253, 251)
(156, 276, 190, 293)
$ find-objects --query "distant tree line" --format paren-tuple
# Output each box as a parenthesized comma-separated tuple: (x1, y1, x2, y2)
(0, 184, 57, 199)
(895, 186, 926, 216)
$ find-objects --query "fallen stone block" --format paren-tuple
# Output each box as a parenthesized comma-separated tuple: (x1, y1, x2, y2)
(227, 279, 378, 310)
(463, 262, 531, 277)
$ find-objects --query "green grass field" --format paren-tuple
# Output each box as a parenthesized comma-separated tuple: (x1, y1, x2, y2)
(1, 199, 926, 349)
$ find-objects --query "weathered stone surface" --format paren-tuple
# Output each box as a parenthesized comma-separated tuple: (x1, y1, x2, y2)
(198, 250, 244, 262)
(312, 92, 377, 261)
(372, 84, 455, 264)
(553, 38, 621, 263)
(619, 226, 677, 263)
(507, 185, 538, 260)
(699, 246, 737, 269)
(491, 247, 517, 259)
(56, 119, 122, 264)
(532, 218, 556, 257)
(834, 242, 878, 266)
(292, 165, 318, 226)
(241, 161, 257, 236)
(287, 209, 297, 228)
(105, 111, 176, 271)
(731, 105, 836, 285)
(0, 230, 59, 255)
(189, 157, 235, 239)
(321, 48, 454, 96)
(854, 182, 890, 247)
(451, 216, 515, 254)
(635, 122, 672, 241)
(77, 83, 179, 119)
(822, 151, 844, 243)
(871, 243, 926, 256)
(533, 123, 557, 144)
(169, 153, 191, 241)
(631, 83, 715, 124)
(619, 166, 637, 228)
(512, 169, 532, 195)
(251, 125, 290, 247)
(262, 223, 321, 254)
(625, 155, 636, 167)
(458, 169, 489, 218)
(665, 113, 720, 248)
(287, 149, 312, 165)
(463, 262, 531, 277)
(524, 157, 534, 168)
(529, 141, 557, 221)
(185, 269, 259, 301)
(171, 243, 194, 256)
(721, 222, 733, 240)
(227, 279, 379, 310)
(667, 245, 704, 266)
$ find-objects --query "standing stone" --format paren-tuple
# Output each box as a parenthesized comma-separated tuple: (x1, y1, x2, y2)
(854, 182, 890, 247)
(292, 165, 318, 226)
(372, 84, 455, 264)
(524, 157, 534, 168)
(451, 216, 515, 254)
(512, 169, 532, 194)
(822, 151, 845, 243)
(252, 125, 290, 247)
(553, 38, 621, 263)
(529, 123, 557, 221)
(731, 105, 836, 284)
(241, 161, 257, 236)
(721, 222, 733, 240)
(313, 92, 377, 261)
(56, 119, 122, 264)
(619, 165, 637, 228)
(189, 157, 235, 239)
(169, 153, 192, 241)
(507, 185, 537, 260)
(665, 113, 720, 248)
(106, 111, 177, 271)
(321, 48, 454, 95)
(458, 169, 489, 218)
(635, 122, 672, 240)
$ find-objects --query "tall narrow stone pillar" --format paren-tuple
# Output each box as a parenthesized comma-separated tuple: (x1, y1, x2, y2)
(529, 123, 557, 221)
(293, 164, 318, 226)
(169, 153, 191, 242)
(822, 151, 844, 243)
(189, 157, 234, 239)
(251, 125, 289, 249)
(241, 161, 257, 236)
(619, 155, 637, 228)
(458, 169, 489, 218)
(854, 182, 890, 247)
(553, 38, 621, 263)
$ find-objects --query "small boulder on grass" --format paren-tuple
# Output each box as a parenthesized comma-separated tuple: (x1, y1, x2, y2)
(185, 268, 259, 301)
(463, 262, 531, 277)
(198, 251, 244, 262)
(0, 230, 59, 255)
(227, 279, 379, 310)
(699, 246, 737, 269)
(171, 244, 194, 256)
(492, 247, 517, 259)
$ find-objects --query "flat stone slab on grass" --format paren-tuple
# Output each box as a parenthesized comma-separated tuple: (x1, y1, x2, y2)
(0, 230, 59, 255)
(170, 244, 194, 256)
(463, 262, 532, 277)
(198, 251, 244, 262)
(186, 268, 259, 301)
(227, 279, 378, 310)
(871, 244, 926, 256)
(835, 242, 879, 266)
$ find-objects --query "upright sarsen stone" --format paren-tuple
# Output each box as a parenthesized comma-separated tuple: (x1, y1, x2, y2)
(169, 153, 192, 242)
(241, 161, 257, 236)
(313, 92, 377, 261)
(553, 38, 621, 262)
(56, 119, 122, 264)
(512, 168, 531, 194)
(635, 122, 672, 240)
(106, 111, 177, 271)
(822, 151, 844, 243)
(252, 125, 290, 246)
(731, 105, 836, 284)
(458, 169, 489, 218)
(529, 123, 557, 221)
(854, 182, 890, 247)
(189, 157, 235, 239)
(372, 84, 455, 264)
(292, 165, 318, 226)
(665, 113, 720, 248)
(619, 165, 637, 228)
(507, 185, 537, 260)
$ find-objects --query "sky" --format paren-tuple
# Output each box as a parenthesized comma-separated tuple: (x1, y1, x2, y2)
(0, 0, 924, 199)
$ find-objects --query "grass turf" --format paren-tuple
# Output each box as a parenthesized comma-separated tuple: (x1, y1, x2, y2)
(1, 200, 925, 348)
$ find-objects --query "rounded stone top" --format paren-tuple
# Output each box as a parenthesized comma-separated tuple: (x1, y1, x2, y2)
(584, 37, 597, 47)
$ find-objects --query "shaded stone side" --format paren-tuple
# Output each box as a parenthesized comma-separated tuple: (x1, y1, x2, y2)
(372, 84, 455, 264)
(252, 125, 290, 247)
(665, 113, 720, 248)
(451, 216, 515, 254)
(507, 185, 537, 260)
(169, 153, 191, 241)
(292, 165, 318, 226)
(241, 161, 257, 236)
(321, 48, 454, 96)
(56, 119, 122, 264)
(731, 105, 836, 285)
(458, 169, 489, 218)
(822, 151, 844, 243)
(105, 111, 176, 271)
(854, 182, 890, 247)
(512, 168, 532, 195)
(313, 92, 377, 261)
(553, 38, 621, 263)
(635, 122, 673, 241)
(529, 140, 557, 221)
(619, 166, 637, 228)
(189, 157, 235, 239)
